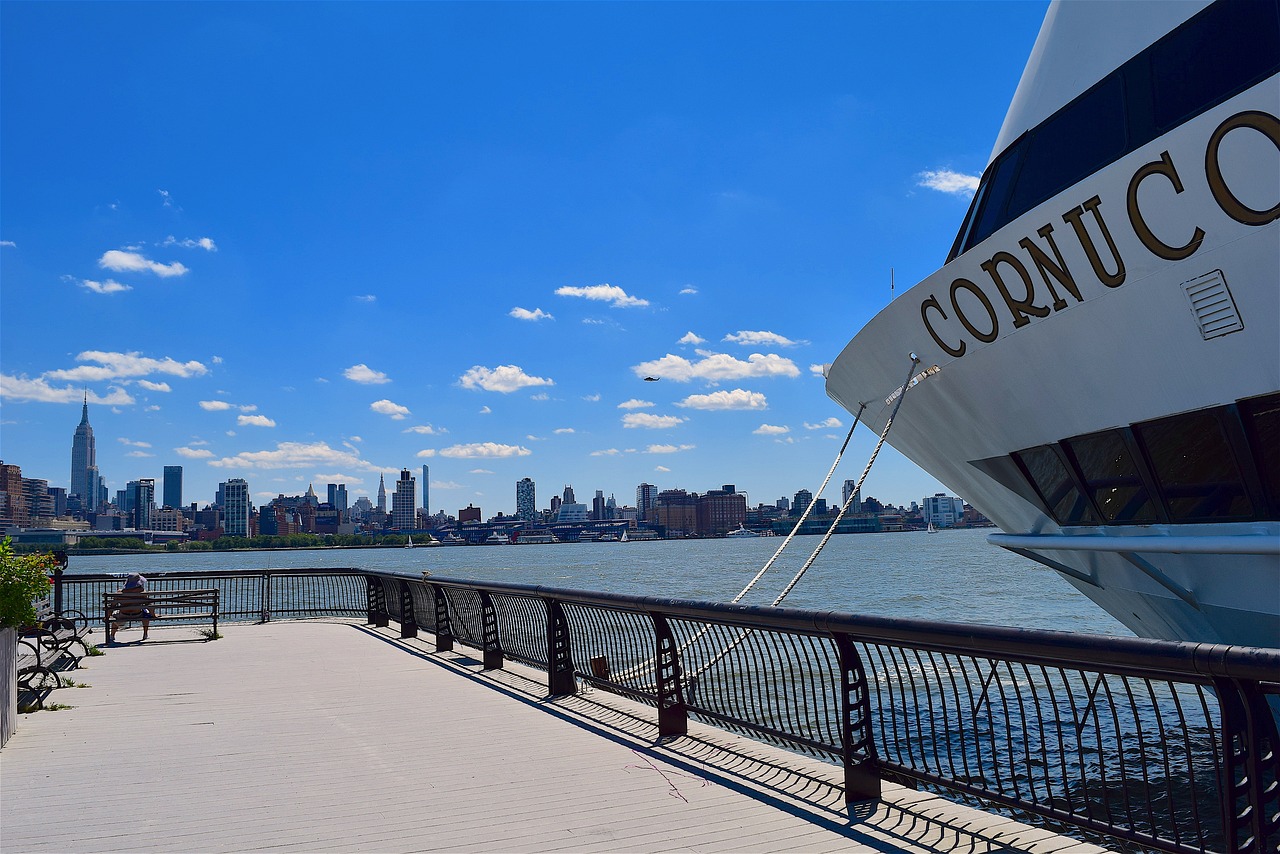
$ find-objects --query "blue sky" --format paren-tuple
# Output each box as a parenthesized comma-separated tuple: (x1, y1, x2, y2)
(1, 1, 1048, 516)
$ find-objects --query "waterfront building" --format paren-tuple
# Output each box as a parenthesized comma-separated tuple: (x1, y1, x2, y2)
(376, 474, 387, 513)
(327, 483, 349, 517)
(304, 484, 319, 507)
(23, 478, 54, 525)
(69, 393, 97, 512)
(153, 506, 186, 532)
(923, 493, 965, 529)
(635, 483, 657, 521)
(224, 478, 251, 538)
(696, 485, 746, 536)
(561, 485, 576, 505)
(776, 496, 790, 512)
(350, 496, 373, 520)
(592, 490, 605, 521)
(654, 489, 697, 537)
(841, 480, 861, 513)
(459, 504, 481, 524)
(554, 501, 589, 524)
(48, 486, 67, 518)
(791, 489, 813, 517)
(392, 469, 416, 530)
(128, 479, 156, 530)
(163, 465, 183, 510)
(421, 465, 430, 517)
(0, 462, 28, 527)
(605, 494, 617, 520)
(515, 478, 536, 522)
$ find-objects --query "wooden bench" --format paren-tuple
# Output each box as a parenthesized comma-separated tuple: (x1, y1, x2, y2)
(103, 588, 219, 642)
(23, 597, 92, 664)
(16, 636, 62, 709)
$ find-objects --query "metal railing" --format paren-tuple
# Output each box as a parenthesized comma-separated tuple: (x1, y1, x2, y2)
(56, 568, 1280, 854)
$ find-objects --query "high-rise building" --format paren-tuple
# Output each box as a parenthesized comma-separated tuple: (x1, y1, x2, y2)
(592, 490, 605, 521)
(377, 474, 387, 513)
(696, 486, 746, 535)
(392, 469, 416, 530)
(654, 489, 697, 537)
(163, 466, 183, 509)
(923, 493, 965, 528)
(841, 479, 861, 512)
(327, 483, 349, 517)
(224, 478, 251, 537)
(561, 485, 576, 504)
(70, 393, 97, 511)
(0, 462, 28, 527)
(515, 478, 536, 522)
(128, 479, 156, 529)
(421, 465, 430, 516)
(791, 489, 813, 517)
(636, 483, 657, 521)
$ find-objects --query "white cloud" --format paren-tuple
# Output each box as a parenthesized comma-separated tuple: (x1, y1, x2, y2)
(158, 189, 174, 207)
(530, 393, 551, 401)
(646, 444, 696, 454)
(679, 287, 698, 296)
(479, 406, 492, 415)
(163, 236, 217, 251)
(438, 442, 532, 459)
(655, 465, 671, 472)
(553, 427, 575, 434)
(145, 404, 160, 411)
(917, 169, 980, 195)
(118, 438, 151, 447)
(632, 352, 799, 383)
(678, 332, 705, 345)
(622, 413, 686, 429)
(510, 307, 553, 321)
(469, 468, 494, 475)
(175, 446, 214, 459)
(209, 441, 385, 472)
(46, 351, 208, 382)
(809, 364, 828, 377)
(403, 424, 444, 435)
(126, 450, 154, 458)
(582, 393, 601, 402)
(804, 417, 842, 430)
(98, 249, 188, 278)
(590, 448, 622, 456)
(355, 294, 376, 302)
(1, 240, 15, 248)
(238, 404, 257, 412)
(555, 283, 648, 308)
(415, 449, 437, 458)
(677, 389, 768, 411)
(77, 278, 132, 295)
(137, 380, 171, 392)
(238, 414, 276, 427)
(211, 356, 224, 364)
(344, 364, 390, 385)
(0, 374, 134, 404)
(617, 398, 654, 410)
(199, 400, 233, 411)
(370, 399, 410, 420)
(754, 424, 790, 435)
(723, 331, 804, 347)
(459, 365, 553, 393)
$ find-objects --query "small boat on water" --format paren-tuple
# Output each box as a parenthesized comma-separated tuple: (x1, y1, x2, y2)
(439, 534, 466, 546)
(484, 532, 509, 545)
(404, 535, 415, 549)
(516, 530, 558, 544)
(596, 532, 621, 542)
(725, 524, 759, 538)
(926, 523, 937, 535)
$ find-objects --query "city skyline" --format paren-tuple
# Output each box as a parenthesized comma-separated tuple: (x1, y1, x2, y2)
(1, 2, 1049, 514)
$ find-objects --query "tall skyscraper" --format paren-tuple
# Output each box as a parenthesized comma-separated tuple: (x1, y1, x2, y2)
(421, 465, 430, 516)
(841, 479, 861, 512)
(128, 478, 155, 529)
(377, 474, 387, 513)
(70, 393, 97, 510)
(636, 483, 657, 521)
(163, 466, 183, 509)
(392, 469, 415, 530)
(327, 483, 349, 516)
(562, 484, 575, 504)
(515, 477, 536, 522)
(224, 478, 251, 537)
(592, 490, 605, 521)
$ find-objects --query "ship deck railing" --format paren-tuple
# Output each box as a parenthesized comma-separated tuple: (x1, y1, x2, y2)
(48, 568, 1280, 854)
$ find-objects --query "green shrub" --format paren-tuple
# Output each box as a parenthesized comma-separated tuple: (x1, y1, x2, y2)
(0, 537, 55, 629)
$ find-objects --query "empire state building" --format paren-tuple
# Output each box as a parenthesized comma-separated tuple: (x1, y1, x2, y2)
(70, 393, 98, 510)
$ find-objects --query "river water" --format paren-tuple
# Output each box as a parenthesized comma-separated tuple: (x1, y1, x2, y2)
(67, 528, 1131, 636)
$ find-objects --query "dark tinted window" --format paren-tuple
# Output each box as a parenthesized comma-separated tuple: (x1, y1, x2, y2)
(1240, 392, 1280, 516)
(1008, 75, 1127, 214)
(1152, 0, 1280, 130)
(1013, 445, 1099, 525)
(1134, 409, 1253, 521)
(1064, 431, 1160, 524)
(965, 139, 1025, 250)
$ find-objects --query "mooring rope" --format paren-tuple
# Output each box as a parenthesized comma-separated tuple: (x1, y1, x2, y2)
(687, 353, 922, 681)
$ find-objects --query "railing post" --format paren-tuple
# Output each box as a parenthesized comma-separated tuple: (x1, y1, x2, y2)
(432, 584, 454, 652)
(1214, 677, 1280, 853)
(834, 633, 881, 802)
(366, 576, 389, 627)
(477, 590, 503, 670)
(51, 551, 66, 616)
(546, 598, 576, 696)
(399, 580, 417, 639)
(260, 572, 270, 623)
(650, 612, 687, 737)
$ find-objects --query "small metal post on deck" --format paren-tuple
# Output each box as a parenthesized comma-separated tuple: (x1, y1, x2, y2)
(432, 584, 454, 652)
(545, 599, 576, 696)
(399, 580, 417, 639)
(834, 634, 881, 802)
(477, 591, 503, 670)
(650, 612, 687, 737)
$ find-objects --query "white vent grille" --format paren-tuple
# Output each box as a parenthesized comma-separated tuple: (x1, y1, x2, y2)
(1182, 270, 1243, 340)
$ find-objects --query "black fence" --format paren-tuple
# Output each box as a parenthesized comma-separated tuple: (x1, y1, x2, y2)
(57, 569, 1279, 854)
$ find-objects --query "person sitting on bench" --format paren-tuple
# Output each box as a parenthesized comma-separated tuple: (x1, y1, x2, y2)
(108, 573, 156, 642)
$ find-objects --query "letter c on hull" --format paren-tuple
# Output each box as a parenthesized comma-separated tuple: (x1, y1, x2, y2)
(1206, 110, 1280, 226)
(921, 295, 966, 358)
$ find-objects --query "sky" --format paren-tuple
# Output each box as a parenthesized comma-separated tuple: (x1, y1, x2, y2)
(1, 1, 1049, 517)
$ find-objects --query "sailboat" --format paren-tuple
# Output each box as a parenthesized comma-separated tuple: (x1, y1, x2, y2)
(926, 522, 937, 534)
(404, 535, 414, 549)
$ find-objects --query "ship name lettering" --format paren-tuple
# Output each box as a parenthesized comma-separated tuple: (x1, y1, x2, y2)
(921, 109, 1278, 360)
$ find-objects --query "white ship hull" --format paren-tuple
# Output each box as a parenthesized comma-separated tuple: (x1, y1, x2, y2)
(825, 1, 1279, 646)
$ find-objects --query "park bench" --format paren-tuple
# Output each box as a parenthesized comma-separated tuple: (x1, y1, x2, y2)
(103, 588, 219, 642)
(23, 597, 92, 664)
(16, 636, 62, 710)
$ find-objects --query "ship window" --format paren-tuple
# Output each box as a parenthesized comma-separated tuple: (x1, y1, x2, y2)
(1008, 75, 1127, 215)
(963, 138, 1026, 252)
(1063, 430, 1159, 524)
(1151, 0, 1280, 131)
(1133, 409, 1254, 522)
(1012, 445, 1099, 525)
(1239, 392, 1280, 516)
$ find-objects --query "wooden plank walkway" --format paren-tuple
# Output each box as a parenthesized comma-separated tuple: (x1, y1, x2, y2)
(1, 621, 1112, 853)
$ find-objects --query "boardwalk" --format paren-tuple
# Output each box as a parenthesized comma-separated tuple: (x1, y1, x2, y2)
(2, 621, 1110, 853)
